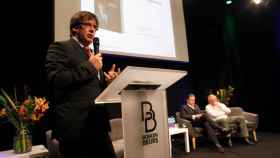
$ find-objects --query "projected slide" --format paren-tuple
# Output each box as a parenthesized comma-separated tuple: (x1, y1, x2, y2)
(55, 0, 188, 61)
(81, 0, 176, 58)
(95, 0, 122, 33)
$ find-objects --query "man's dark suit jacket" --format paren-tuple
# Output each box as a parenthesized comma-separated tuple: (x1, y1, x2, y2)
(180, 104, 202, 122)
(45, 38, 110, 143)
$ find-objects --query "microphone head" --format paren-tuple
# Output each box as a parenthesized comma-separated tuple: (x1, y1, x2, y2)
(93, 37, 99, 46)
(93, 37, 99, 54)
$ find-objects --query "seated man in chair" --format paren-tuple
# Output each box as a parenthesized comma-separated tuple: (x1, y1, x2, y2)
(206, 94, 254, 145)
(180, 94, 230, 153)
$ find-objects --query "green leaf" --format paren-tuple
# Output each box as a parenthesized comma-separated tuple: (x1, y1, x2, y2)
(0, 94, 20, 129)
(1, 89, 17, 110)
(0, 95, 7, 106)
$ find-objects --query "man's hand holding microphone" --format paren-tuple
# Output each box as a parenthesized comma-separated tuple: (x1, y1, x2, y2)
(89, 52, 103, 71)
(88, 37, 120, 83)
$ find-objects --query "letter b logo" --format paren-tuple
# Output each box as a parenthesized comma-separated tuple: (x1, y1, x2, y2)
(141, 101, 157, 133)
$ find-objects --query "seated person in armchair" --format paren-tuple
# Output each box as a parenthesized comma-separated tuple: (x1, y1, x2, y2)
(206, 94, 254, 145)
(180, 94, 230, 153)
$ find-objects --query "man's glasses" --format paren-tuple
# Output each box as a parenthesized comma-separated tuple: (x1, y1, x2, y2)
(81, 22, 98, 30)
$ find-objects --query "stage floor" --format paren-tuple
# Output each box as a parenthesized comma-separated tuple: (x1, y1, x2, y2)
(172, 132, 280, 158)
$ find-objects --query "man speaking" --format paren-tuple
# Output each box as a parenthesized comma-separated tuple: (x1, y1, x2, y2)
(45, 11, 118, 158)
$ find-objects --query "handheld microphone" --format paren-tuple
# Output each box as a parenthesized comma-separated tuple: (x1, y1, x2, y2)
(93, 37, 99, 55)
(92, 37, 101, 80)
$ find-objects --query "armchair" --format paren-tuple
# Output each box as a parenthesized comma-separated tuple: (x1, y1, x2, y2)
(176, 107, 259, 150)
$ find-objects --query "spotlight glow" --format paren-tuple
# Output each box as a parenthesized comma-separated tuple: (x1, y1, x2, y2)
(253, 0, 262, 5)
(226, 0, 232, 5)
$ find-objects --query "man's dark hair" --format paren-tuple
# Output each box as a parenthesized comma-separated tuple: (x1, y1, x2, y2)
(70, 11, 99, 37)
(186, 93, 195, 99)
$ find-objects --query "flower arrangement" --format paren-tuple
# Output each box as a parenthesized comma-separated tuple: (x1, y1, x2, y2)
(0, 88, 49, 153)
(216, 85, 235, 105)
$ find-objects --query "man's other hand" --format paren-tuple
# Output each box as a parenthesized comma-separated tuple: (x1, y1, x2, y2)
(104, 64, 120, 84)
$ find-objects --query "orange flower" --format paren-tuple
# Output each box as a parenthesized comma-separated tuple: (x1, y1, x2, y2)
(34, 97, 49, 114)
(0, 108, 6, 117)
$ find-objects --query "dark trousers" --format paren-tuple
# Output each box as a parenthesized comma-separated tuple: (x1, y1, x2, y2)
(59, 107, 116, 158)
(59, 132, 116, 158)
(192, 115, 222, 145)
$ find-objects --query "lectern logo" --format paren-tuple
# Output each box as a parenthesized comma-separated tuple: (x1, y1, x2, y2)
(141, 101, 159, 145)
(141, 101, 157, 132)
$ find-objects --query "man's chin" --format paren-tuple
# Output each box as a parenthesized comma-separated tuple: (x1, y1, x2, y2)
(85, 39, 93, 45)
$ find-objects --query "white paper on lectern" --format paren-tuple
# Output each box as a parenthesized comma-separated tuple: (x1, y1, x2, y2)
(95, 66, 187, 104)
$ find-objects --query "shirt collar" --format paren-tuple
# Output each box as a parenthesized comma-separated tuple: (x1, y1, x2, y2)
(72, 36, 86, 48)
(187, 104, 195, 109)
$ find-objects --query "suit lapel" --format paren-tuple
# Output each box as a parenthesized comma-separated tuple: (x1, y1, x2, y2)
(69, 38, 106, 87)
(69, 38, 89, 60)
(186, 104, 199, 115)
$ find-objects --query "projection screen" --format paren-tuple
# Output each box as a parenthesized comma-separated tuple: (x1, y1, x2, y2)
(55, 0, 189, 62)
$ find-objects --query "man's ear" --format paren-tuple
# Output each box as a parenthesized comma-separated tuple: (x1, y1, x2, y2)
(72, 26, 79, 35)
